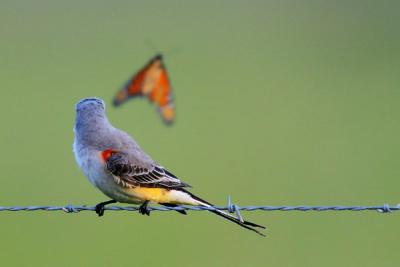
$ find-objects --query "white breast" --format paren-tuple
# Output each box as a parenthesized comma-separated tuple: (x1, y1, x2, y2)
(73, 141, 142, 204)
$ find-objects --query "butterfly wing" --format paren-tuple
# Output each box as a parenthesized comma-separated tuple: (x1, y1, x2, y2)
(113, 54, 175, 125)
(148, 59, 175, 125)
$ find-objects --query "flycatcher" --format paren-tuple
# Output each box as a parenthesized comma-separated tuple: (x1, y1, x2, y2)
(73, 97, 265, 236)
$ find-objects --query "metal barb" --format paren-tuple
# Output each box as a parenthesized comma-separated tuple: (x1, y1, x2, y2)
(378, 203, 392, 213)
(227, 195, 233, 212)
(227, 196, 244, 223)
(62, 204, 78, 213)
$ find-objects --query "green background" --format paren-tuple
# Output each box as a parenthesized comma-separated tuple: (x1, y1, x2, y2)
(0, 1, 399, 266)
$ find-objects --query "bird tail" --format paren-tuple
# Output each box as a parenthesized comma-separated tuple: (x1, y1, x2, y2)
(179, 189, 266, 237)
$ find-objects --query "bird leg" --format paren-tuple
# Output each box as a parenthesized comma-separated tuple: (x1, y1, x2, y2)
(95, 199, 117, 216)
(139, 200, 151, 216)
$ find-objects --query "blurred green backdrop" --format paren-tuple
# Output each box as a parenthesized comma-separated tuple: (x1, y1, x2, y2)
(0, 1, 399, 266)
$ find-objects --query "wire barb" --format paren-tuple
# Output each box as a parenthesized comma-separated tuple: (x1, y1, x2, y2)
(377, 203, 392, 213)
(62, 204, 79, 213)
(227, 196, 244, 223)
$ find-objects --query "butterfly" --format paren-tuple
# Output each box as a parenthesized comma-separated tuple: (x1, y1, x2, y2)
(113, 54, 175, 125)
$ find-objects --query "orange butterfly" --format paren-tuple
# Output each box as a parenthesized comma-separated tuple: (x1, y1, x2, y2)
(113, 54, 175, 125)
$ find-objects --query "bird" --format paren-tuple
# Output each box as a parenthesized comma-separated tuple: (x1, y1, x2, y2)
(73, 97, 265, 236)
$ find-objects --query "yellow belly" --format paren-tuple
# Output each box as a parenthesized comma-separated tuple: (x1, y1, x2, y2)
(124, 187, 198, 205)
(129, 187, 171, 203)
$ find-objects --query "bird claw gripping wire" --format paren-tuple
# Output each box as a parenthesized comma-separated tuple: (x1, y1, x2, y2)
(227, 196, 244, 223)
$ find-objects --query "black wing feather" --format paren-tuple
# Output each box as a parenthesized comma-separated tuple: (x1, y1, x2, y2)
(106, 152, 190, 189)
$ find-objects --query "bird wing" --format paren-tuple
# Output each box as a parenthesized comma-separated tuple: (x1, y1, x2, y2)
(105, 151, 190, 189)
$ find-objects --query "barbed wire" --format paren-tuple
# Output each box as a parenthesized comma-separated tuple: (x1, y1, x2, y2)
(0, 203, 398, 214)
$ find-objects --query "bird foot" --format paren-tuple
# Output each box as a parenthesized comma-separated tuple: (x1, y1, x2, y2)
(94, 200, 116, 217)
(139, 201, 151, 216)
(95, 203, 106, 216)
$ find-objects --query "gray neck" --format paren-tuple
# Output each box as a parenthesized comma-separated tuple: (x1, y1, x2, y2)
(74, 110, 113, 148)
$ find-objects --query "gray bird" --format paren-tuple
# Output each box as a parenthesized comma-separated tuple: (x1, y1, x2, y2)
(73, 97, 265, 236)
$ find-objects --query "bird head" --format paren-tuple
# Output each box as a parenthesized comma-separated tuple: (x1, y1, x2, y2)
(76, 97, 105, 113)
(74, 97, 109, 133)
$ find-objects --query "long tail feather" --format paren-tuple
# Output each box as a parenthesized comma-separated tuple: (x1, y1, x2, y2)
(160, 203, 187, 215)
(179, 189, 266, 237)
(208, 209, 266, 237)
